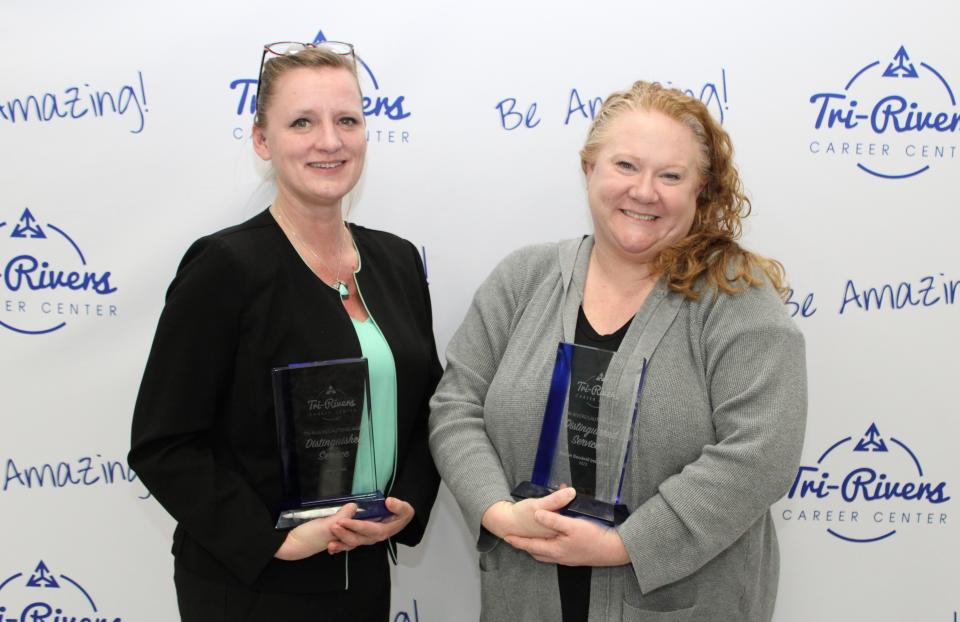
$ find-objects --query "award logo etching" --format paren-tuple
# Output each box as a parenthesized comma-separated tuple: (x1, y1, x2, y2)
(309, 384, 358, 422)
(575, 371, 604, 410)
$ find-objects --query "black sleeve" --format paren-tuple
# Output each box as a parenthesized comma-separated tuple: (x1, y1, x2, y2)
(128, 237, 286, 585)
(389, 241, 442, 547)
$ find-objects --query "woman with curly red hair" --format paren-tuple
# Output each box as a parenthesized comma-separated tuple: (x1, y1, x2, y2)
(430, 81, 807, 621)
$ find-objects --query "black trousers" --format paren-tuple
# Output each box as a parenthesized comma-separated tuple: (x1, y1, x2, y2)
(173, 559, 391, 622)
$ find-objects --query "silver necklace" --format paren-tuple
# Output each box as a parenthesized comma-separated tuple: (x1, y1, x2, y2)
(274, 207, 351, 299)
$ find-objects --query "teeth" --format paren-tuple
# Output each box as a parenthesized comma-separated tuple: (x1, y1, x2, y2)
(309, 162, 343, 169)
(621, 210, 656, 221)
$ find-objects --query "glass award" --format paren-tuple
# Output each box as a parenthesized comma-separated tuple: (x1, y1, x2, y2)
(272, 357, 391, 529)
(511, 343, 647, 526)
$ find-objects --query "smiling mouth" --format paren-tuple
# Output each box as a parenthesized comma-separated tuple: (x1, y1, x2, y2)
(620, 209, 658, 221)
(308, 161, 345, 169)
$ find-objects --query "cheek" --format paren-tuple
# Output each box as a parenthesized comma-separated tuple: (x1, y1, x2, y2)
(586, 184, 609, 220)
(352, 133, 368, 157)
(674, 187, 700, 218)
(589, 177, 623, 206)
(271, 137, 303, 160)
(678, 200, 699, 235)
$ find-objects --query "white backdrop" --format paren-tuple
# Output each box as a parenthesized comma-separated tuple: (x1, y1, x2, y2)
(1, 1, 957, 620)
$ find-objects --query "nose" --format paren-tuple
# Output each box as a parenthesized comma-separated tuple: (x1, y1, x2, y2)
(628, 173, 658, 203)
(313, 121, 343, 152)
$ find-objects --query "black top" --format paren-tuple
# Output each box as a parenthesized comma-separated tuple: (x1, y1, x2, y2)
(559, 306, 631, 622)
(129, 209, 442, 595)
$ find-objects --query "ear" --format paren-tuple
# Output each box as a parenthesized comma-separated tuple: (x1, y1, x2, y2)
(252, 125, 272, 161)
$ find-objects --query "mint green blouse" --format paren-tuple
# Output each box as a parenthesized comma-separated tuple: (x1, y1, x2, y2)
(350, 316, 398, 494)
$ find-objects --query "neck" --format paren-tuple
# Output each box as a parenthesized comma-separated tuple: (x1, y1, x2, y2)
(589, 239, 658, 296)
(581, 239, 658, 335)
(270, 196, 356, 299)
(271, 194, 345, 249)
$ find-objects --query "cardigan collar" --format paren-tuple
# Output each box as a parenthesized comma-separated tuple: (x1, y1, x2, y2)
(556, 234, 685, 502)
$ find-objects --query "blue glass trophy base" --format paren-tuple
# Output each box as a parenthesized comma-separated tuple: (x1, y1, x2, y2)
(275, 491, 391, 530)
(511, 481, 629, 526)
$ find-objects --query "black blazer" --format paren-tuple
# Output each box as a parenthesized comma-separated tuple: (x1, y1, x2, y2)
(129, 210, 442, 594)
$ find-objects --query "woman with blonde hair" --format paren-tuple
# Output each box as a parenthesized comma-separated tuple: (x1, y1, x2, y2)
(430, 81, 806, 621)
(130, 42, 441, 621)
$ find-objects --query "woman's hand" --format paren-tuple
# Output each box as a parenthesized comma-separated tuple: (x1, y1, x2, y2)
(504, 509, 630, 567)
(274, 503, 357, 561)
(481, 487, 577, 540)
(326, 497, 416, 554)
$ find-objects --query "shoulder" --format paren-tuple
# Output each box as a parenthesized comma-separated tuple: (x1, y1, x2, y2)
(489, 240, 565, 285)
(350, 223, 414, 250)
(350, 224, 425, 281)
(690, 268, 800, 340)
(351, 223, 419, 261)
(179, 210, 277, 261)
(467, 240, 569, 317)
(170, 210, 277, 292)
(201, 209, 280, 258)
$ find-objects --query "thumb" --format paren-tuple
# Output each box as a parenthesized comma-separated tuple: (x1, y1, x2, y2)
(537, 487, 576, 511)
(386, 497, 413, 516)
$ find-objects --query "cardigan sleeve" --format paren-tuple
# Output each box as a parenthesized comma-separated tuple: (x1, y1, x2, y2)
(390, 241, 443, 547)
(428, 249, 534, 550)
(617, 280, 807, 593)
(128, 236, 286, 586)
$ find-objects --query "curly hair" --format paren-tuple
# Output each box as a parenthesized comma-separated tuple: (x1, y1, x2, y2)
(580, 81, 787, 300)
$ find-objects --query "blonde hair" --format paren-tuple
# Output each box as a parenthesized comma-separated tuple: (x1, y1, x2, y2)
(254, 47, 360, 127)
(580, 81, 787, 300)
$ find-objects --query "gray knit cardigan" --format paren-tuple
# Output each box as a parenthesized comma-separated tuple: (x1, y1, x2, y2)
(429, 236, 807, 622)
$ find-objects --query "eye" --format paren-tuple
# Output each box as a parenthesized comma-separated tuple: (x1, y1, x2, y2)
(290, 118, 310, 129)
(338, 115, 361, 127)
(661, 172, 682, 182)
(615, 160, 636, 171)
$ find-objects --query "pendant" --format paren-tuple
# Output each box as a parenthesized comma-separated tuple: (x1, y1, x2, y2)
(336, 280, 349, 299)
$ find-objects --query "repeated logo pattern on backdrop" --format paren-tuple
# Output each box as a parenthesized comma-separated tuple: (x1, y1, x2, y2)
(808, 46, 959, 179)
(0, 73, 148, 134)
(495, 70, 729, 130)
(0, 561, 122, 622)
(0, 208, 118, 336)
(3, 7, 958, 621)
(782, 423, 950, 543)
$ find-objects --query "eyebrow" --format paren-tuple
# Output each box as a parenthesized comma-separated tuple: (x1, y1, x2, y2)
(613, 153, 692, 169)
(289, 106, 363, 117)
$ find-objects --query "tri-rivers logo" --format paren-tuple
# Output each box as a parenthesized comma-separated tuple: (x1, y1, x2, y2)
(781, 423, 950, 543)
(808, 46, 959, 179)
(230, 29, 411, 145)
(0, 208, 118, 336)
(574, 371, 604, 410)
(0, 561, 122, 622)
(309, 384, 358, 422)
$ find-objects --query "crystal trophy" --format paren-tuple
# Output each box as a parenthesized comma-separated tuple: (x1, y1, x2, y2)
(272, 358, 390, 529)
(511, 343, 647, 526)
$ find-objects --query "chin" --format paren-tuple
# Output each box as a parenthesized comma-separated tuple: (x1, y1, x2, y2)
(611, 236, 656, 255)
